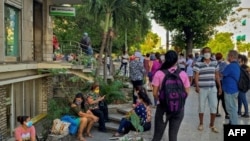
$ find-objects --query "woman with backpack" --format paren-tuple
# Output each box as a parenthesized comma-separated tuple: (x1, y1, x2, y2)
(237, 54, 249, 118)
(151, 50, 190, 141)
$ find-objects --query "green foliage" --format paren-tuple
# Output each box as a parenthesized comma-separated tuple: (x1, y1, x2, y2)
(237, 42, 250, 52)
(207, 32, 234, 57)
(151, 0, 240, 54)
(130, 112, 144, 132)
(98, 79, 126, 104)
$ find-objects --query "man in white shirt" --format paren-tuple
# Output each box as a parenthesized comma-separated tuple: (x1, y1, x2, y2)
(119, 51, 129, 76)
(178, 53, 186, 71)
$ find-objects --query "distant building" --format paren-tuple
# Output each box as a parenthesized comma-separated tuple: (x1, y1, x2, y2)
(216, 0, 250, 51)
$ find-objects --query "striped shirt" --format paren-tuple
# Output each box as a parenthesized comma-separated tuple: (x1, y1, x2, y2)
(193, 59, 218, 88)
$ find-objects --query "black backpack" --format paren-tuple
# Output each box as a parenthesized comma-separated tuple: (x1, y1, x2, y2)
(159, 69, 187, 114)
(238, 67, 250, 93)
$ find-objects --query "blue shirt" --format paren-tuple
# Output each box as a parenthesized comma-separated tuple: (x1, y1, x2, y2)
(222, 61, 240, 94)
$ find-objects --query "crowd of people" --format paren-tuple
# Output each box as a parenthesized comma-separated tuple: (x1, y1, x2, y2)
(14, 47, 249, 141)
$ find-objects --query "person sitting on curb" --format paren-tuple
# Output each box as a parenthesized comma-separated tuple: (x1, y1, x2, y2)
(112, 86, 152, 137)
(15, 115, 36, 141)
(86, 83, 109, 132)
(70, 93, 99, 141)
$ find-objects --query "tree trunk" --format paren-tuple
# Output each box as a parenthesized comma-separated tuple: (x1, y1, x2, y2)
(94, 12, 111, 82)
(183, 27, 194, 56)
(125, 28, 128, 51)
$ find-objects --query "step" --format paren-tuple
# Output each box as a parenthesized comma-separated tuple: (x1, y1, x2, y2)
(109, 113, 125, 123)
(94, 121, 120, 132)
(117, 107, 133, 115)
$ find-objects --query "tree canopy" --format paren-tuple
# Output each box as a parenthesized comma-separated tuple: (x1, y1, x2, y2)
(150, 0, 240, 54)
(207, 32, 234, 58)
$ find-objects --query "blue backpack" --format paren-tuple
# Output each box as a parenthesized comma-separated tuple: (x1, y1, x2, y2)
(159, 69, 187, 114)
(61, 115, 80, 135)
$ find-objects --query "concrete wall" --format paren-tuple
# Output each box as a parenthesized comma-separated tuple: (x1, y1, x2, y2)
(0, 86, 7, 137)
(21, 0, 34, 61)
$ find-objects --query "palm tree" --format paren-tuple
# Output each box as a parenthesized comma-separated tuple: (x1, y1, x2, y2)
(88, 0, 151, 82)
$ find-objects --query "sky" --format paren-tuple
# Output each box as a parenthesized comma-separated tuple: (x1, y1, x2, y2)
(151, 19, 167, 48)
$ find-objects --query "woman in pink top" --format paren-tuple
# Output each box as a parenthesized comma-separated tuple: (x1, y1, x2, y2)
(15, 116, 36, 141)
(151, 50, 190, 141)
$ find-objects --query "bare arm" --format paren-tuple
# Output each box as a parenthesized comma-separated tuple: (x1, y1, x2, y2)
(215, 71, 222, 95)
(152, 85, 159, 100)
(194, 71, 200, 93)
(87, 95, 105, 105)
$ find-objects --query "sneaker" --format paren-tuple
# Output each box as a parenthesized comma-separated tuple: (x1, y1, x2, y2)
(197, 124, 203, 131)
(241, 114, 250, 118)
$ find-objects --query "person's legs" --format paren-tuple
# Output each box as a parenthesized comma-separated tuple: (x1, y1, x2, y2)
(99, 101, 109, 121)
(224, 92, 239, 125)
(78, 117, 87, 141)
(198, 88, 208, 130)
(124, 63, 127, 76)
(239, 91, 249, 117)
(85, 118, 94, 137)
(117, 118, 130, 133)
(152, 105, 168, 141)
(207, 87, 218, 131)
(216, 94, 222, 116)
(221, 90, 229, 118)
(91, 109, 106, 131)
(168, 110, 184, 141)
(238, 91, 243, 115)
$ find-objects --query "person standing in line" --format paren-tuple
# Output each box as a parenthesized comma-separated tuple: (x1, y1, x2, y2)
(215, 52, 229, 119)
(185, 53, 194, 84)
(178, 53, 186, 71)
(221, 50, 241, 125)
(237, 54, 249, 118)
(143, 53, 151, 89)
(193, 47, 222, 133)
(129, 52, 145, 105)
(119, 51, 129, 76)
(148, 52, 162, 105)
(15, 116, 36, 141)
(151, 50, 190, 141)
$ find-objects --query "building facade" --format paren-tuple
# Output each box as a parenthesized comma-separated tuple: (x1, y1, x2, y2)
(0, 0, 55, 137)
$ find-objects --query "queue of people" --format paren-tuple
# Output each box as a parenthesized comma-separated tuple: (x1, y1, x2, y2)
(14, 48, 249, 141)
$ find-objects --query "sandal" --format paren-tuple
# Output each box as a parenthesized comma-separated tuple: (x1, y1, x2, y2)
(210, 126, 219, 133)
(112, 132, 121, 137)
(197, 124, 203, 131)
(78, 136, 86, 141)
(86, 133, 93, 138)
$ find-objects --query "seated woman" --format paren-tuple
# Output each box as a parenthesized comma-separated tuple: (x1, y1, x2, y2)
(86, 83, 109, 132)
(113, 86, 152, 137)
(70, 93, 99, 141)
(15, 115, 36, 141)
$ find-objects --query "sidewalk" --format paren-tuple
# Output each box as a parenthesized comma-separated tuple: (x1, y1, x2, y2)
(85, 87, 250, 141)
(41, 87, 249, 141)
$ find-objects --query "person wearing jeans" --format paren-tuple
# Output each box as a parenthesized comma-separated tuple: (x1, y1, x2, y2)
(238, 91, 249, 117)
(237, 54, 249, 118)
(222, 50, 240, 125)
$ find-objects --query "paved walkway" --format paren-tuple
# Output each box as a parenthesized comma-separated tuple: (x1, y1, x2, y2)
(82, 87, 250, 141)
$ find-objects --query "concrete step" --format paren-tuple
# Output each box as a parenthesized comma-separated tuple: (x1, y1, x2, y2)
(94, 121, 120, 132)
(116, 107, 132, 115)
(109, 113, 125, 123)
